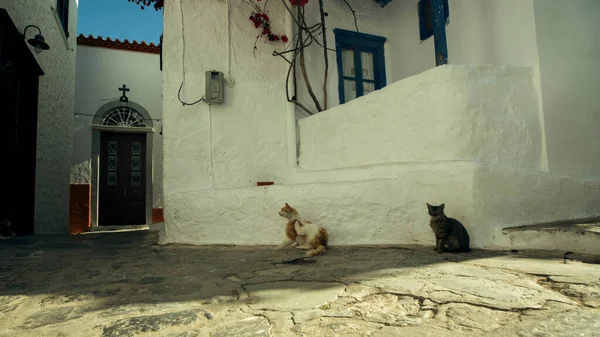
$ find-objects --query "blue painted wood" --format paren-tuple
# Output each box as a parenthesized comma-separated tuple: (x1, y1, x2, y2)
(334, 29, 387, 104)
(431, 0, 449, 65)
(334, 34, 346, 104)
(418, 0, 449, 41)
(375, 0, 394, 8)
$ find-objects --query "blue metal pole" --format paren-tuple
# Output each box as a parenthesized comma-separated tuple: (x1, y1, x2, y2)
(431, 0, 448, 66)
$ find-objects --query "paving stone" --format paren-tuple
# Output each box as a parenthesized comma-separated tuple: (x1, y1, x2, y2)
(373, 324, 468, 337)
(139, 276, 167, 284)
(292, 317, 382, 337)
(439, 303, 520, 332)
(22, 306, 85, 329)
(101, 309, 201, 337)
(421, 299, 436, 310)
(485, 309, 600, 337)
(1, 232, 599, 337)
(165, 331, 201, 337)
(341, 283, 379, 300)
(244, 281, 346, 311)
(348, 294, 420, 325)
(584, 294, 600, 308)
(0, 295, 26, 313)
(293, 307, 354, 324)
(209, 316, 271, 337)
(359, 274, 573, 310)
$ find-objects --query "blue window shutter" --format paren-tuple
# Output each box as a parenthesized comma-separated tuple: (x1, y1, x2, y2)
(418, 0, 449, 41)
(375, 0, 394, 7)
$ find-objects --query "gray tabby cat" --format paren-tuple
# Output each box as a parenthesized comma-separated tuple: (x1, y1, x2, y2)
(426, 203, 470, 253)
(0, 219, 16, 240)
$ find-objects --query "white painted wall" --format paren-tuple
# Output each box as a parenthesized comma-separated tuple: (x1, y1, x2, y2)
(72, 44, 163, 207)
(533, 0, 600, 178)
(296, 0, 394, 113)
(0, 0, 78, 233)
(294, 0, 541, 113)
(299, 65, 542, 171)
(161, 0, 600, 251)
(384, 0, 540, 81)
(162, 0, 291, 193)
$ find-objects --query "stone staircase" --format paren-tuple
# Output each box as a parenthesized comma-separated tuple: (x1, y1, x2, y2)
(502, 217, 600, 256)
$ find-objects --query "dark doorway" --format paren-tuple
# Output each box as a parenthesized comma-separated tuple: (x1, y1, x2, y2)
(99, 132, 146, 226)
(0, 9, 43, 235)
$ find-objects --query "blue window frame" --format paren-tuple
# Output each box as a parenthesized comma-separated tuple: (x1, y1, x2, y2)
(56, 0, 69, 37)
(334, 29, 387, 104)
(418, 0, 449, 41)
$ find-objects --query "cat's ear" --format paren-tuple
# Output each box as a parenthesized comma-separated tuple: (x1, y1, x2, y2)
(440, 203, 445, 209)
(285, 203, 290, 208)
(426, 203, 431, 209)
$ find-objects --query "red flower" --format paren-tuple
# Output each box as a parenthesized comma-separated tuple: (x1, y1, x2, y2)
(289, 0, 308, 6)
(281, 35, 289, 42)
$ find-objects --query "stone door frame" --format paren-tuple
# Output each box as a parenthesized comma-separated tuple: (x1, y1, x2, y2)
(90, 100, 154, 230)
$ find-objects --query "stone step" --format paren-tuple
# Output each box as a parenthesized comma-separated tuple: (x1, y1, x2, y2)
(501, 218, 600, 255)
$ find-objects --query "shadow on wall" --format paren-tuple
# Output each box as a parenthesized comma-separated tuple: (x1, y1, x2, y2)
(71, 119, 93, 175)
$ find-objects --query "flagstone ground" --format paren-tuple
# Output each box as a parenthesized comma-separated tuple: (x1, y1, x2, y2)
(0, 231, 599, 336)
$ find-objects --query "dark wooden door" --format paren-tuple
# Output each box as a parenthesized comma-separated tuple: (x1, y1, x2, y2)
(99, 132, 146, 226)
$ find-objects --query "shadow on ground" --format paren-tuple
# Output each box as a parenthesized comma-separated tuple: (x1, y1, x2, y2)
(1, 230, 599, 337)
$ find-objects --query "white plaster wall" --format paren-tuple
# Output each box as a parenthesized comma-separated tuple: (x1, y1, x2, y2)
(473, 164, 600, 250)
(161, 161, 476, 247)
(533, 0, 600, 178)
(0, 0, 78, 233)
(160, 159, 600, 250)
(292, 0, 540, 114)
(72, 45, 164, 207)
(384, 0, 540, 81)
(299, 65, 542, 171)
(162, 0, 290, 194)
(295, 0, 395, 113)
(161, 0, 600, 250)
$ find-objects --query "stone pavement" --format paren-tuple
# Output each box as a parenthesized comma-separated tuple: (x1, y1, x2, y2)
(1, 231, 599, 337)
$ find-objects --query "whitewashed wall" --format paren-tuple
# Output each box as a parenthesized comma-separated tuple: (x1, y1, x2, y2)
(162, 0, 291, 193)
(383, 0, 540, 81)
(533, 0, 600, 178)
(162, 0, 600, 250)
(72, 44, 163, 208)
(296, 0, 394, 112)
(295, 0, 541, 113)
(0, 0, 78, 233)
(299, 65, 543, 172)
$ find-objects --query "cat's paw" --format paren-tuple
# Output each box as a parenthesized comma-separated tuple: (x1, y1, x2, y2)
(274, 246, 285, 251)
(295, 245, 309, 250)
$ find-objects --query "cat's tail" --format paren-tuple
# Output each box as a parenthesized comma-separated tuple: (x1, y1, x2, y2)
(306, 245, 326, 257)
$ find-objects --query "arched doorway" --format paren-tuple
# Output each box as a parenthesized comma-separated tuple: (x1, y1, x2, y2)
(90, 100, 155, 229)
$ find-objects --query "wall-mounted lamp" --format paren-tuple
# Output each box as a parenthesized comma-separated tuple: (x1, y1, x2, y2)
(23, 25, 50, 53)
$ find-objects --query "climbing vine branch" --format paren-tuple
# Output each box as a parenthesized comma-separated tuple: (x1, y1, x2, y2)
(128, 0, 360, 115)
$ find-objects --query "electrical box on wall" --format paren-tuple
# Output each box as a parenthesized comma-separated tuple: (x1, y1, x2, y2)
(205, 71, 224, 104)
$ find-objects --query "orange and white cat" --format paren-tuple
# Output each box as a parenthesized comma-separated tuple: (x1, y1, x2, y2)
(276, 203, 328, 257)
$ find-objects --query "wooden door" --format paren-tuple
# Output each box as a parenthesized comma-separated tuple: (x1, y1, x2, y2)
(99, 132, 146, 226)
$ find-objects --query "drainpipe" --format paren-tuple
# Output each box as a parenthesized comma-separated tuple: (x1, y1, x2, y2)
(285, 9, 298, 169)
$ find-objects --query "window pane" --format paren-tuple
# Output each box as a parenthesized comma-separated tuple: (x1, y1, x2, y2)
(344, 79, 357, 102)
(363, 82, 375, 95)
(342, 49, 354, 77)
(360, 52, 375, 80)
